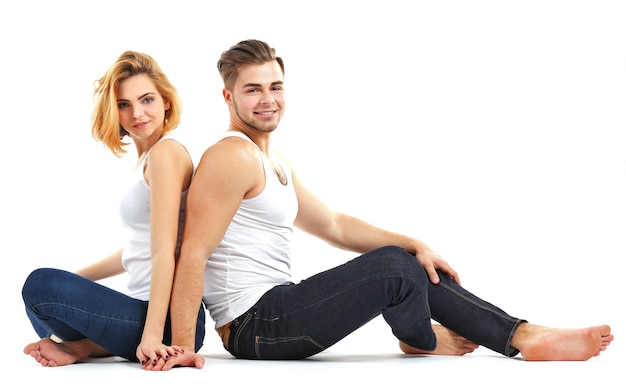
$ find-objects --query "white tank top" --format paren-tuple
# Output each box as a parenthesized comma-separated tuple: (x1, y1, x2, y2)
(203, 131, 298, 328)
(120, 136, 189, 300)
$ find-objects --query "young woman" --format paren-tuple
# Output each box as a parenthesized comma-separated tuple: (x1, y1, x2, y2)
(22, 50, 204, 370)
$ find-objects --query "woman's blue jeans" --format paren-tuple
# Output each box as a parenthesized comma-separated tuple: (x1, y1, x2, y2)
(22, 268, 206, 362)
(225, 245, 525, 359)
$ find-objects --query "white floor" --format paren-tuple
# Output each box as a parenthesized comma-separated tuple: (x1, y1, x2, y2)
(8, 263, 624, 390)
(12, 353, 626, 390)
(9, 317, 622, 390)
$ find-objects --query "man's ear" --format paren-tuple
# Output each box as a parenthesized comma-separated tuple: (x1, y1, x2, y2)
(223, 88, 233, 105)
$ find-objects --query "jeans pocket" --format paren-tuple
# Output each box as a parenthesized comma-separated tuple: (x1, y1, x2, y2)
(255, 335, 325, 359)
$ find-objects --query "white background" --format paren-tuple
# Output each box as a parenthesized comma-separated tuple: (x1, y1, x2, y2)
(1, 0, 624, 385)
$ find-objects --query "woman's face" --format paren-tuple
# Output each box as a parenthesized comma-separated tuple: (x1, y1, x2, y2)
(116, 73, 170, 142)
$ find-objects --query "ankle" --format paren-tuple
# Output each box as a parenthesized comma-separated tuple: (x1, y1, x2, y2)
(510, 322, 534, 350)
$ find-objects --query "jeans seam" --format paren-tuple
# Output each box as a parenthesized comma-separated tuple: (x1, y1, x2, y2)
(255, 335, 326, 358)
(232, 312, 252, 357)
(439, 283, 513, 321)
(275, 272, 414, 319)
(439, 282, 522, 356)
(33, 302, 144, 325)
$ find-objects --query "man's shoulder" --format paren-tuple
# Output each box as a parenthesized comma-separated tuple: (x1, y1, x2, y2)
(198, 135, 260, 168)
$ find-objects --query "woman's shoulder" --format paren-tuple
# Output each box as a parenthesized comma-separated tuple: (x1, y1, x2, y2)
(144, 136, 193, 176)
(150, 136, 191, 157)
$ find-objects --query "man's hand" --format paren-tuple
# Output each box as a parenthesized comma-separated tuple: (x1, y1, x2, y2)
(161, 348, 205, 370)
(415, 244, 460, 285)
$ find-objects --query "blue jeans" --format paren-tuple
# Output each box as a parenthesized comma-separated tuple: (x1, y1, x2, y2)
(22, 268, 206, 362)
(225, 246, 524, 359)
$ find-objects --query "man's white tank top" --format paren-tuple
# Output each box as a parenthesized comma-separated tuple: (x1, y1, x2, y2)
(203, 131, 298, 328)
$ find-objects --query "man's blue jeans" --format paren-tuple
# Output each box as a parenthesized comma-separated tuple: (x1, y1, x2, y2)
(225, 246, 524, 359)
(22, 268, 206, 362)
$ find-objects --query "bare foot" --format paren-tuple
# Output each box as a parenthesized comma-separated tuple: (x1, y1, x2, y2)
(399, 325, 479, 356)
(23, 338, 93, 367)
(513, 324, 613, 361)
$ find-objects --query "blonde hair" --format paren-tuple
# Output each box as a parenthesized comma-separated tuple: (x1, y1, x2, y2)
(91, 51, 182, 156)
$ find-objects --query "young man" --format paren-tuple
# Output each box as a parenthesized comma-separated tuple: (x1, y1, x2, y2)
(160, 39, 612, 370)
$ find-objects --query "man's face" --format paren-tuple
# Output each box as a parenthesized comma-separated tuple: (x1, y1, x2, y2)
(226, 61, 285, 133)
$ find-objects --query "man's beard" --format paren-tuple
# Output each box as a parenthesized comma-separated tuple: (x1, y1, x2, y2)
(233, 102, 279, 133)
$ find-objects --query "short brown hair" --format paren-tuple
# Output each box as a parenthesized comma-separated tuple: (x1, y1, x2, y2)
(217, 39, 284, 90)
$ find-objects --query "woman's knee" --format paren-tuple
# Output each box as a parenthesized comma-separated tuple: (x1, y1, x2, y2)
(22, 268, 68, 301)
(23, 268, 50, 292)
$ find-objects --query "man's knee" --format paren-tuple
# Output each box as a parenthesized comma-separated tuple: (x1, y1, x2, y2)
(367, 246, 428, 283)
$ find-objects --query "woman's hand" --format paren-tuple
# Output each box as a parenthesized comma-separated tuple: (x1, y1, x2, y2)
(136, 341, 184, 370)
